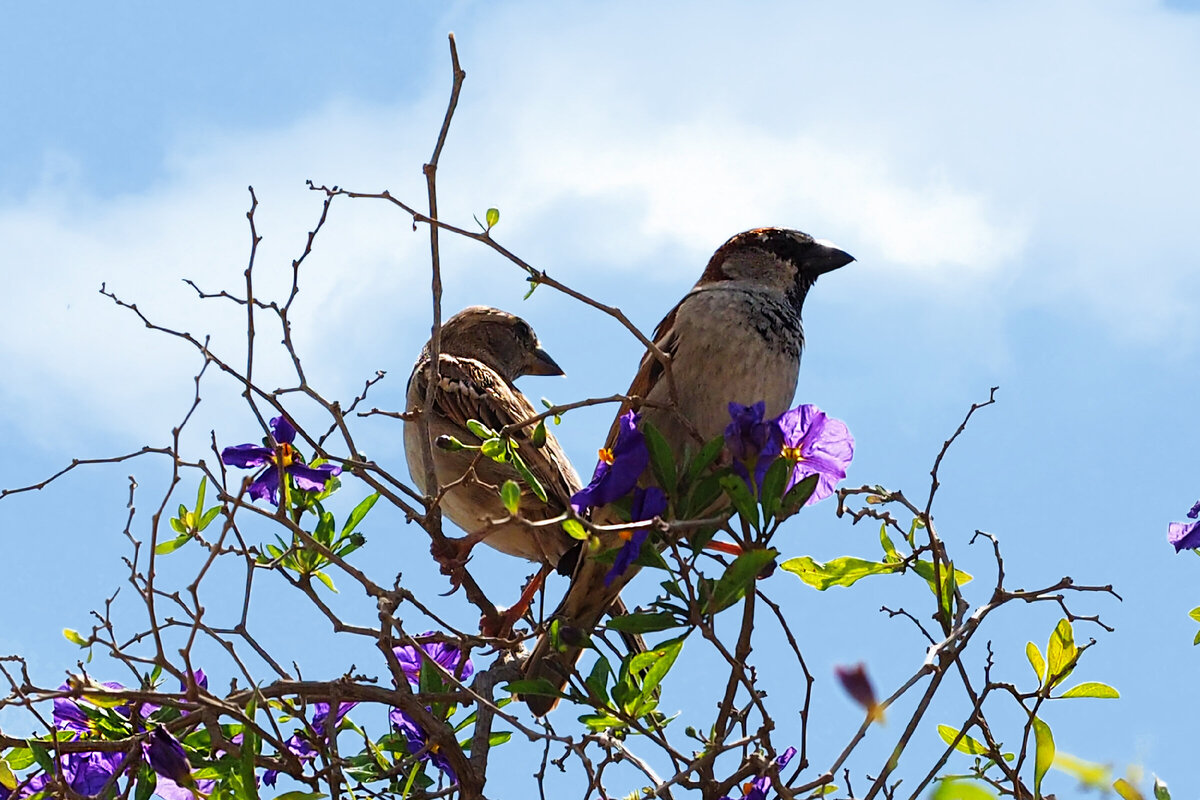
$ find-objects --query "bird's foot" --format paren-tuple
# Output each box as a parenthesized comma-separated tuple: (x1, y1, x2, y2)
(480, 564, 552, 639)
(430, 533, 485, 591)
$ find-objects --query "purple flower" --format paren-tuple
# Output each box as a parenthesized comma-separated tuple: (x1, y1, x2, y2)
(604, 487, 667, 588)
(570, 411, 649, 514)
(221, 416, 341, 505)
(263, 701, 357, 787)
(1169, 520, 1200, 552)
(725, 402, 784, 491)
(1189, 500, 1200, 520)
(834, 663, 884, 723)
(776, 405, 854, 504)
(53, 681, 129, 734)
(146, 727, 192, 787)
(719, 746, 797, 800)
(390, 708, 457, 784)
(394, 634, 474, 686)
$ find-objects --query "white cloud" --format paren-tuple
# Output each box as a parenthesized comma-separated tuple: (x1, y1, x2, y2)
(2, 0, 1198, 448)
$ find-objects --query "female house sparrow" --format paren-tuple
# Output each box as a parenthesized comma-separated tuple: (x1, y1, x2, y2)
(404, 306, 580, 570)
(523, 228, 853, 715)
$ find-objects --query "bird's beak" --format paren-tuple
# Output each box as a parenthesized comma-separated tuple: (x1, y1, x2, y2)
(809, 240, 855, 275)
(525, 345, 566, 377)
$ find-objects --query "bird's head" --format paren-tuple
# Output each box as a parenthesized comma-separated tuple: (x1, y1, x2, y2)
(698, 228, 854, 312)
(435, 306, 564, 381)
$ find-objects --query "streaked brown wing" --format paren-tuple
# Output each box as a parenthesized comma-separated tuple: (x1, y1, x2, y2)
(413, 355, 580, 510)
(602, 302, 682, 450)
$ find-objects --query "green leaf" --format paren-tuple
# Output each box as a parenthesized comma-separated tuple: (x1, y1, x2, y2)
(936, 724, 989, 755)
(683, 435, 725, 488)
(1058, 681, 1119, 699)
(0, 759, 16, 791)
(1026, 642, 1047, 685)
(585, 656, 611, 703)
(1188, 606, 1200, 623)
(169, 516, 185, 534)
(606, 612, 680, 634)
(1046, 618, 1077, 688)
(1032, 716, 1054, 798)
(485, 207, 500, 228)
(708, 549, 777, 613)
(195, 476, 207, 511)
(342, 492, 380, 537)
(562, 519, 588, 540)
(3, 749, 34, 771)
(155, 534, 192, 555)
(466, 419, 496, 439)
(481, 438, 506, 460)
(531, 419, 547, 448)
(641, 420, 677, 496)
(1052, 752, 1110, 789)
(631, 636, 684, 709)
(780, 555, 899, 590)
(718, 474, 759, 531)
(314, 570, 338, 593)
(1154, 777, 1171, 800)
(777, 472, 819, 520)
(501, 480, 521, 515)
(1114, 778, 1145, 800)
(686, 475, 723, 521)
(931, 779, 997, 800)
(63, 628, 88, 647)
(758, 457, 790, 523)
(911, 560, 973, 588)
(196, 506, 221, 532)
(512, 453, 547, 502)
(503, 678, 567, 698)
(1193, 629, 1200, 646)
(879, 523, 901, 563)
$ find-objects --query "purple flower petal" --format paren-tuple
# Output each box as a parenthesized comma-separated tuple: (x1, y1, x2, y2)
(269, 416, 297, 445)
(287, 462, 342, 493)
(220, 444, 273, 469)
(725, 402, 785, 492)
(247, 465, 281, 503)
(1189, 499, 1200, 520)
(394, 634, 474, 685)
(146, 727, 192, 785)
(603, 487, 667, 587)
(391, 709, 457, 784)
(777, 405, 854, 505)
(570, 411, 650, 514)
(1169, 520, 1200, 552)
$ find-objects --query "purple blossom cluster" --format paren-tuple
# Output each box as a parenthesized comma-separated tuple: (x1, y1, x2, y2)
(388, 633, 475, 784)
(2, 672, 211, 800)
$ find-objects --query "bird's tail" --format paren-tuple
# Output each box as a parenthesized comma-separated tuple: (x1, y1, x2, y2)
(521, 556, 628, 716)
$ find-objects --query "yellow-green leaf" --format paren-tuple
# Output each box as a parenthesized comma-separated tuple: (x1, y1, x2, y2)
(780, 555, 899, 590)
(501, 480, 521, 515)
(0, 759, 17, 791)
(931, 779, 997, 800)
(1058, 681, 1119, 699)
(1033, 716, 1055, 798)
(1026, 641, 1046, 685)
(1114, 778, 1145, 800)
(63, 628, 88, 647)
(936, 724, 988, 755)
(485, 207, 500, 228)
(1052, 752, 1110, 789)
(562, 519, 587, 540)
(1046, 618, 1076, 687)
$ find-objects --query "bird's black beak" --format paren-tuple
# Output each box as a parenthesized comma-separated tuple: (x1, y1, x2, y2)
(525, 345, 565, 377)
(808, 240, 855, 275)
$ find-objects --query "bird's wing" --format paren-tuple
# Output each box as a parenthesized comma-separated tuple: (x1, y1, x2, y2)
(412, 354, 581, 510)
(602, 301, 683, 450)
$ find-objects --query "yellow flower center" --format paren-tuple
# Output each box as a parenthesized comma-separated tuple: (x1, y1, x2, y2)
(742, 782, 755, 795)
(618, 529, 634, 542)
(277, 443, 296, 468)
(598, 447, 615, 464)
(782, 445, 805, 462)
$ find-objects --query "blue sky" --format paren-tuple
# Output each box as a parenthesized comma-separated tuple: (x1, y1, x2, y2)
(1, 1, 1198, 797)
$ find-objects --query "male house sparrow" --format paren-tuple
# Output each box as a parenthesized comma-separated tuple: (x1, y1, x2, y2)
(523, 228, 853, 714)
(404, 306, 580, 570)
